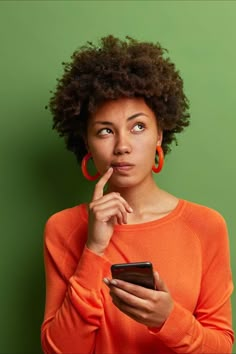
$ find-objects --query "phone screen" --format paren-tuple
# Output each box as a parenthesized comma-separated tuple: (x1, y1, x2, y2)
(111, 261, 155, 289)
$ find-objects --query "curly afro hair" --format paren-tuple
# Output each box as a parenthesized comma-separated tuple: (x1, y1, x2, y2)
(48, 35, 190, 162)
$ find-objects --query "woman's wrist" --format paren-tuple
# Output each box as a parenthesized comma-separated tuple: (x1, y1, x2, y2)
(85, 242, 105, 257)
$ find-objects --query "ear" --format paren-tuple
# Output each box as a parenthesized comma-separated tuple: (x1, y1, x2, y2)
(157, 130, 163, 146)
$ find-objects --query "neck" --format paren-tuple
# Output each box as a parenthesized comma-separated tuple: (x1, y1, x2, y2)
(107, 177, 161, 213)
(106, 176, 178, 224)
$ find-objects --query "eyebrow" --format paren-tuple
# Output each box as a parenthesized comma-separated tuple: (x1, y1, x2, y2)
(92, 112, 149, 126)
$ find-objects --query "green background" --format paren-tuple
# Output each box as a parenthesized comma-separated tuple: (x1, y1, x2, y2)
(0, 1, 235, 352)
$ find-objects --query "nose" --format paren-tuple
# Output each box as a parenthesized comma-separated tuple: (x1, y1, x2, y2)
(114, 133, 131, 155)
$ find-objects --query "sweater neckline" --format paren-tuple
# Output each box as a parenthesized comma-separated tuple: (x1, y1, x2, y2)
(80, 199, 185, 230)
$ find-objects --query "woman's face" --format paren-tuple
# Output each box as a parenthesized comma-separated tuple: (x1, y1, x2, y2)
(86, 97, 162, 189)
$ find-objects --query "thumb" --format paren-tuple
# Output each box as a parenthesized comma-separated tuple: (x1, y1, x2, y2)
(154, 271, 169, 292)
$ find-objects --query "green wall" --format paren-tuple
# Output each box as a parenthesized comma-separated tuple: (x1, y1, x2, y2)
(0, 1, 235, 352)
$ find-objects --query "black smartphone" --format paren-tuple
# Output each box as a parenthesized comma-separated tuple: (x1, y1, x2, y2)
(111, 261, 155, 289)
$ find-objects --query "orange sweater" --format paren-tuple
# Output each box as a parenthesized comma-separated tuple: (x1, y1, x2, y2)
(41, 199, 234, 353)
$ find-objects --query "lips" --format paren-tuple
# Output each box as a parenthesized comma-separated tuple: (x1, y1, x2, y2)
(111, 162, 134, 172)
(111, 162, 134, 167)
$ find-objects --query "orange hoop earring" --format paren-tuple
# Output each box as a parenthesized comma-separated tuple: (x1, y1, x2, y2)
(152, 146, 164, 173)
(81, 153, 100, 181)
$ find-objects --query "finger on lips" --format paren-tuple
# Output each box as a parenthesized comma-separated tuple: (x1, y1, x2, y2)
(93, 167, 113, 196)
(92, 168, 133, 212)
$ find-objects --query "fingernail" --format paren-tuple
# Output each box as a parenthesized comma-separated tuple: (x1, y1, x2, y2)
(103, 278, 110, 285)
(110, 279, 117, 286)
(128, 207, 133, 212)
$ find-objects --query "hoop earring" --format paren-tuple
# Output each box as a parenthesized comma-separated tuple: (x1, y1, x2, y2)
(81, 153, 100, 181)
(152, 146, 164, 173)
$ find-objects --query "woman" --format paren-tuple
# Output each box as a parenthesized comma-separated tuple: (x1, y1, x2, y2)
(41, 36, 234, 353)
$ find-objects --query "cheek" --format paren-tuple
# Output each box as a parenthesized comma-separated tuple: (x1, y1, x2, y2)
(90, 147, 111, 172)
(137, 143, 156, 162)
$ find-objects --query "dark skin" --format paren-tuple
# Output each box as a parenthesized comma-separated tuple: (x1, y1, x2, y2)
(86, 98, 175, 328)
(103, 272, 173, 328)
(87, 165, 173, 329)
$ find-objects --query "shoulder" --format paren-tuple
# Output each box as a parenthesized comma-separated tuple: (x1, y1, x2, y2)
(180, 199, 229, 247)
(181, 199, 226, 224)
(43, 205, 89, 278)
(44, 204, 88, 244)
(181, 200, 227, 227)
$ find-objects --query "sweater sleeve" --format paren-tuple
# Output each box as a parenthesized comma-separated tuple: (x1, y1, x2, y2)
(149, 212, 234, 353)
(41, 213, 111, 354)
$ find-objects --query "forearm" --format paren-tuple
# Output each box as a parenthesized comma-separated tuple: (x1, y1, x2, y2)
(41, 247, 111, 354)
(149, 301, 234, 353)
(150, 212, 234, 353)
(41, 290, 98, 354)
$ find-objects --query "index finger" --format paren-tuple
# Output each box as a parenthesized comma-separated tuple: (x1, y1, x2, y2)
(108, 279, 155, 299)
(92, 167, 113, 201)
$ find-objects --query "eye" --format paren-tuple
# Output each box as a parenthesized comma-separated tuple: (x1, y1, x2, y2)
(98, 128, 113, 136)
(132, 123, 145, 132)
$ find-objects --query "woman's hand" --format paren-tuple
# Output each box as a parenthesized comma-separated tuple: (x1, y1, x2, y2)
(86, 167, 133, 256)
(104, 272, 174, 328)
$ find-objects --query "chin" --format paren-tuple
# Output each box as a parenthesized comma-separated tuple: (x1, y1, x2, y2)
(110, 176, 139, 189)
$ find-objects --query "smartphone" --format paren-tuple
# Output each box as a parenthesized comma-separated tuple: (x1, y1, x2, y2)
(111, 261, 155, 289)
